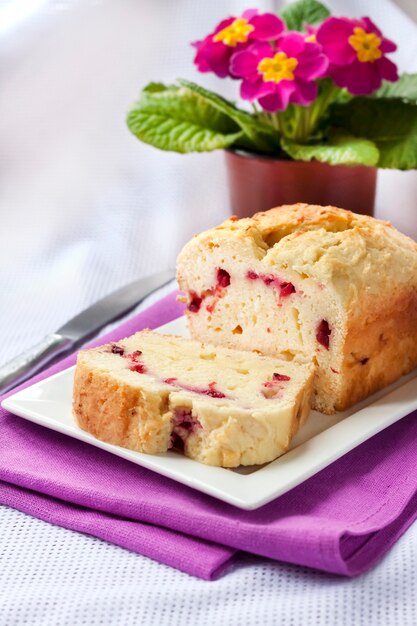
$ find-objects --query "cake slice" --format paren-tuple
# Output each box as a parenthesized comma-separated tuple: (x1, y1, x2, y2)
(177, 204, 417, 414)
(73, 330, 314, 467)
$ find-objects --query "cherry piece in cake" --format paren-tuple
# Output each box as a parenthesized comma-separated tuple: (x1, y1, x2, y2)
(273, 373, 291, 382)
(216, 268, 231, 288)
(187, 292, 202, 313)
(246, 270, 295, 298)
(110, 344, 125, 356)
(316, 320, 331, 350)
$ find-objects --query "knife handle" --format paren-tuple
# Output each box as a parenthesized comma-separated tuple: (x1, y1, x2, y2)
(0, 334, 73, 396)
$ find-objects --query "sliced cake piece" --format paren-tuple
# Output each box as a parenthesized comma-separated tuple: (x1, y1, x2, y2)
(176, 203, 417, 414)
(73, 330, 314, 467)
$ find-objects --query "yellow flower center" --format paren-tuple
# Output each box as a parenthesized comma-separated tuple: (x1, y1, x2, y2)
(348, 27, 382, 63)
(257, 52, 298, 83)
(213, 18, 254, 47)
(305, 34, 317, 43)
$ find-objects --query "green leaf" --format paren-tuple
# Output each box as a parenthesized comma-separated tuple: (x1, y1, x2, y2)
(281, 134, 379, 166)
(142, 82, 167, 94)
(178, 79, 280, 153)
(329, 98, 417, 169)
(374, 73, 417, 103)
(281, 0, 330, 31)
(127, 83, 245, 153)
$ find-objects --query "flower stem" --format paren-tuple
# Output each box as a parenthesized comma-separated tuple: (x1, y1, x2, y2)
(308, 82, 339, 136)
(292, 82, 339, 144)
(293, 106, 310, 143)
(276, 113, 285, 134)
(272, 112, 284, 133)
(258, 111, 283, 135)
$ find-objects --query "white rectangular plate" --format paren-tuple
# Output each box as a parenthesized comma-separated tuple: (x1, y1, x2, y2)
(3, 316, 417, 510)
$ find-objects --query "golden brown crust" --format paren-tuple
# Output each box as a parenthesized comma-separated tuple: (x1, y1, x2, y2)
(251, 202, 415, 247)
(73, 359, 172, 454)
(336, 287, 417, 410)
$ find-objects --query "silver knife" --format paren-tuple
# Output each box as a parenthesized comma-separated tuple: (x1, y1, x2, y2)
(0, 269, 175, 395)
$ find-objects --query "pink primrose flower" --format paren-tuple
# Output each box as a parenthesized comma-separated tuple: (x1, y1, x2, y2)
(230, 33, 329, 111)
(316, 16, 398, 95)
(193, 9, 285, 78)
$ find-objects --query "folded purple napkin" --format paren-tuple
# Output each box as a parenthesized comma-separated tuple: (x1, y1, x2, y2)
(1, 291, 417, 580)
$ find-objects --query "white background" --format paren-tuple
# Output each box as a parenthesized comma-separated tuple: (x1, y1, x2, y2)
(1, 1, 417, 623)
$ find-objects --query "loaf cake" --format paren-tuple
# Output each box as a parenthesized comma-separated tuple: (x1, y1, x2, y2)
(177, 204, 417, 414)
(73, 329, 314, 467)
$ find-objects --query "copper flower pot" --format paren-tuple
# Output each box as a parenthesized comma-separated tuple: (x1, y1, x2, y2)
(224, 149, 377, 218)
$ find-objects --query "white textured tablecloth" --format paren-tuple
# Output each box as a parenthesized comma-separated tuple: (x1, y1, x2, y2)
(1, 0, 417, 623)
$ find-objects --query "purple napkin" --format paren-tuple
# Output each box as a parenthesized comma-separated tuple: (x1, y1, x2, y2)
(1, 291, 417, 580)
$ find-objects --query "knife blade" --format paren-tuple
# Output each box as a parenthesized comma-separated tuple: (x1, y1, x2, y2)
(0, 268, 175, 395)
